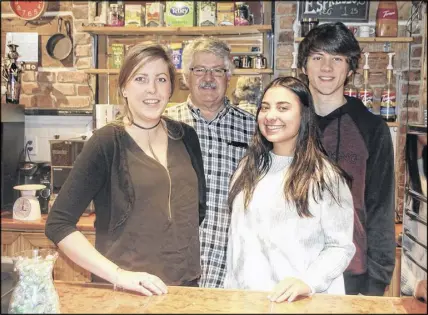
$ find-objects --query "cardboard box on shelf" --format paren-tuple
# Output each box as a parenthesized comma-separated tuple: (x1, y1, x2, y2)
(125, 4, 143, 27)
(217, 2, 234, 26)
(109, 43, 124, 69)
(196, 2, 216, 26)
(146, 2, 164, 27)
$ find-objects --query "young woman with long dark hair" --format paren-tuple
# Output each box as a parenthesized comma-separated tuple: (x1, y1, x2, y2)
(224, 77, 355, 302)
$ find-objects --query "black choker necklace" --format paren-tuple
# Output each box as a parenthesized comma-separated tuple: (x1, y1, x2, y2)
(132, 120, 161, 130)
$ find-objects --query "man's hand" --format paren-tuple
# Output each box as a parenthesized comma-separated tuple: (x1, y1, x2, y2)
(414, 280, 427, 302)
(268, 277, 311, 303)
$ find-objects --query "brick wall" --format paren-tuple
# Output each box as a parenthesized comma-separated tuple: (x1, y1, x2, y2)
(1, 1, 94, 108)
(274, 1, 426, 218)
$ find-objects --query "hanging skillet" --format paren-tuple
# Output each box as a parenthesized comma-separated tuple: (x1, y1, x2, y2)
(46, 17, 72, 61)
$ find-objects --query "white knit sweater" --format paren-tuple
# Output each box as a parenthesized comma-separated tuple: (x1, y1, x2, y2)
(224, 152, 356, 294)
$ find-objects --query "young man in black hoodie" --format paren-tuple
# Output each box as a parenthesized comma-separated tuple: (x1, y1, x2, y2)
(298, 22, 396, 296)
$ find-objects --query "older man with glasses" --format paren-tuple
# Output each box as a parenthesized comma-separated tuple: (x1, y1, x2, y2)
(165, 36, 256, 288)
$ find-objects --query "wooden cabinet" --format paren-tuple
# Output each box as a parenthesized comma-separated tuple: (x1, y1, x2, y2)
(1, 229, 95, 282)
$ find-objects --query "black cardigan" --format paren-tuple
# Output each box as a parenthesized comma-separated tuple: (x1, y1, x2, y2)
(45, 118, 206, 246)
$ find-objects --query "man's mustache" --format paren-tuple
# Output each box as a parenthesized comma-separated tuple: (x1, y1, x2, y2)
(199, 82, 217, 88)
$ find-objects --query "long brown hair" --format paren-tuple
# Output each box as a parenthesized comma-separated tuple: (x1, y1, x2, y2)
(228, 77, 351, 217)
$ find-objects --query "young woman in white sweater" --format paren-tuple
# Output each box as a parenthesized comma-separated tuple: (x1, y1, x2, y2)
(224, 77, 356, 303)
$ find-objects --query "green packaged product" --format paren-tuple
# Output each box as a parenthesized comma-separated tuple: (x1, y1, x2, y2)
(165, 1, 195, 27)
(110, 44, 124, 69)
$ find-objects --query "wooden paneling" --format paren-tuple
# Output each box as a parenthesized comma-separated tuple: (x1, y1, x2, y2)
(21, 232, 57, 249)
(1, 231, 21, 257)
(1, 230, 95, 283)
(54, 234, 95, 282)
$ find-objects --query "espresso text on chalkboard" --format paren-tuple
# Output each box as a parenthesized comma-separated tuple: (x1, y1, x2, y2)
(298, 1, 370, 22)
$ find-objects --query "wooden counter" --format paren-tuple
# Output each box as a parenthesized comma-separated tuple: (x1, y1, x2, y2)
(0, 211, 95, 231)
(55, 281, 426, 314)
(1, 211, 95, 282)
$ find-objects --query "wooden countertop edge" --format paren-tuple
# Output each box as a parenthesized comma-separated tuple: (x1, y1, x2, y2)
(54, 280, 411, 299)
(1, 215, 403, 243)
(54, 280, 406, 297)
(1, 212, 96, 232)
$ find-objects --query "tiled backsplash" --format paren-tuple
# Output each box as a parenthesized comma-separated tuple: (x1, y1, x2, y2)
(24, 115, 93, 162)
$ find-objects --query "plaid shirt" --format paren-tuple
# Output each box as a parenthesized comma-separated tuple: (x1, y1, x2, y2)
(164, 97, 256, 287)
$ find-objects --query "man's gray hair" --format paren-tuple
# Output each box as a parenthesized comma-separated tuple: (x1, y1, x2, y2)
(182, 36, 234, 84)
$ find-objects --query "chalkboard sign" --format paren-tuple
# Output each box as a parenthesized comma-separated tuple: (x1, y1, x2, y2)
(298, 1, 370, 22)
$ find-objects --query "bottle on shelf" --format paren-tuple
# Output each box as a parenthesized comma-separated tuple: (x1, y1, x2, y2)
(4, 44, 25, 104)
(344, 72, 358, 98)
(375, 1, 398, 37)
(291, 51, 298, 78)
(358, 52, 374, 113)
(380, 52, 397, 122)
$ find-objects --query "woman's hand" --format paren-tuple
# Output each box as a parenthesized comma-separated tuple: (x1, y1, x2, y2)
(115, 268, 168, 296)
(268, 277, 311, 303)
(414, 280, 427, 302)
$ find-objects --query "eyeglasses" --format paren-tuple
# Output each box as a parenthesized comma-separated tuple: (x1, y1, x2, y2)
(190, 67, 228, 77)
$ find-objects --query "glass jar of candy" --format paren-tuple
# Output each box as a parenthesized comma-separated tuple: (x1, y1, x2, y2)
(8, 249, 60, 314)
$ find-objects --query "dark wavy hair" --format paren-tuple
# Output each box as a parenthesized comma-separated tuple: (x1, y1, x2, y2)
(228, 77, 352, 217)
(298, 22, 362, 74)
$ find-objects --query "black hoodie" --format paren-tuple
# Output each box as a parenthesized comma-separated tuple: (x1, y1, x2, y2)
(316, 96, 396, 295)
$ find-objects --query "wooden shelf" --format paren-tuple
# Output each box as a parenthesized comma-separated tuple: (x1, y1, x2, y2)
(406, 123, 427, 134)
(81, 25, 272, 36)
(294, 37, 413, 43)
(84, 68, 274, 75)
(84, 69, 119, 75)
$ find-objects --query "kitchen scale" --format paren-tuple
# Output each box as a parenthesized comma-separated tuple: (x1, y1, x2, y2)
(12, 184, 46, 221)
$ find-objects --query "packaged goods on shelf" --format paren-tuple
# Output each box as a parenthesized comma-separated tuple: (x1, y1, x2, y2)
(146, 2, 164, 27)
(196, 2, 216, 26)
(125, 4, 143, 27)
(110, 44, 124, 69)
(217, 2, 234, 26)
(165, 1, 195, 27)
